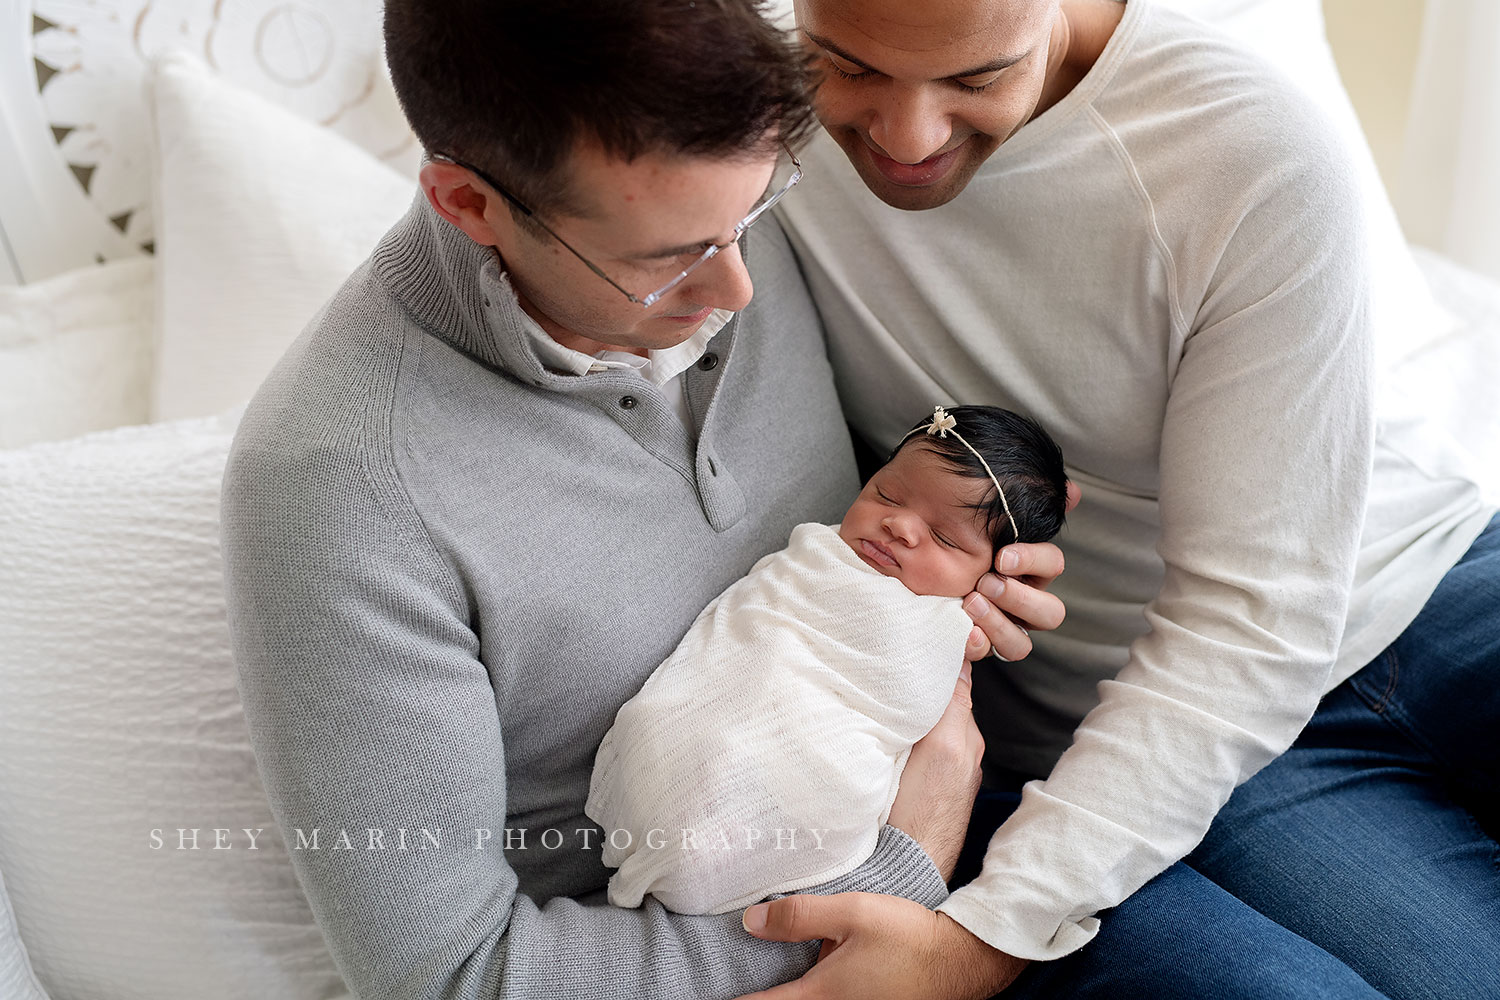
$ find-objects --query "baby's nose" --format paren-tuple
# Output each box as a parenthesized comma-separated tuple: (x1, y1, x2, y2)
(882, 513, 920, 545)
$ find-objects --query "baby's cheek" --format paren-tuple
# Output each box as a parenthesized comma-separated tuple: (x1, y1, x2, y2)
(961, 553, 992, 596)
(929, 557, 975, 600)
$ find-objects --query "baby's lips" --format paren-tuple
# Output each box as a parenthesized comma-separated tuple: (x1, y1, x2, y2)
(861, 537, 900, 568)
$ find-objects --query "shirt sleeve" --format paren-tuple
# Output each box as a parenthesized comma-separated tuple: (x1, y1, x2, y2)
(937, 119, 1376, 960)
(219, 419, 948, 1000)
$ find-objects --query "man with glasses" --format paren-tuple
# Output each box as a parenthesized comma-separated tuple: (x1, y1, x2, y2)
(219, 1, 1067, 998)
(419, 142, 803, 434)
(431, 144, 803, 310)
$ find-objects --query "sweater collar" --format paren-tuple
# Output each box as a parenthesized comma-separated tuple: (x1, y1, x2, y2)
(370, 190, 563, 383)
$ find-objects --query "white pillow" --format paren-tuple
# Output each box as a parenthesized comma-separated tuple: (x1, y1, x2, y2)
(148, 50, 417, 421)
(3, 0, 418, 284)
(0, 413, 349, 1000)
(0, 867, 49, 1000)
(0, 258, 153, 449)
(1160, 0, 1455, 366)
(1400, 248, 1500, 506)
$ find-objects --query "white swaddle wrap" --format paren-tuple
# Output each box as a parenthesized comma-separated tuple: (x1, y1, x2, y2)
(585, 521, 973, 914)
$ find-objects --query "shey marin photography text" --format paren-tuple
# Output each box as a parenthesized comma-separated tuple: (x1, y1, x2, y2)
(147, 825, 834, 854)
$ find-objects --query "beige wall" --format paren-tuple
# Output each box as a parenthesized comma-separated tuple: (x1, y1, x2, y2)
(1323, 0, 1427, 192)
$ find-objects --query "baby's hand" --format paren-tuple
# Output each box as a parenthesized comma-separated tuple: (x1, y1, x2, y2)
(962, 482, 1079, 661)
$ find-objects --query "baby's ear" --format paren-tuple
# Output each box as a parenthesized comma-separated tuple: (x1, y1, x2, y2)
(1064, 480, 1082, 513)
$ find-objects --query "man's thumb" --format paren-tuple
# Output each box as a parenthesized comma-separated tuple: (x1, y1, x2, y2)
(742, 893, 859, 942)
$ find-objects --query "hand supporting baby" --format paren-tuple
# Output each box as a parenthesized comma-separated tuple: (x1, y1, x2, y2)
(885, 661, 984, 881)
(961, 481, 1080, 663)
(890, 481, 1081, 874)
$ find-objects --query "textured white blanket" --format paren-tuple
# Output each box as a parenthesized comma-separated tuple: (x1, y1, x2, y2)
(585, 522, 974, 913)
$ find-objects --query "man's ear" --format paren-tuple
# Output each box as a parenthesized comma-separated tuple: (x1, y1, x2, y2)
(420, 160, 506, 247)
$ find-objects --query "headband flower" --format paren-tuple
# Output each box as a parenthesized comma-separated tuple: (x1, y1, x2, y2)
(901, 405, 1020, 545)
(925, 407, 958, 437)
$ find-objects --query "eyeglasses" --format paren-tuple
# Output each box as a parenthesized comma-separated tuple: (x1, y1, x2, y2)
(431, 143, 802, 308)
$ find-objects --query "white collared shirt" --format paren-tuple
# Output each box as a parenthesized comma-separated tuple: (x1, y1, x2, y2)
(518, 305, 734, 429)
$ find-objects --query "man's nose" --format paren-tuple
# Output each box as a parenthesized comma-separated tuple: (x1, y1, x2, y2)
(867, 85, 952, 165)
(687, 241, 754, 313)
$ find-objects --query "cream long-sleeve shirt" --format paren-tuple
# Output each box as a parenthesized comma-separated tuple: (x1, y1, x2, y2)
(777, 0, 1495, 962)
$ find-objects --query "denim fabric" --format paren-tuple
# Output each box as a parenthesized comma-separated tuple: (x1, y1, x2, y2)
(953, 793, 1385, 999)
(1188, 512, 1500, 999)
(955, 514, 1500, 999)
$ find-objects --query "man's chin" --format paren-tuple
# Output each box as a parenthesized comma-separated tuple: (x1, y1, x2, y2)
(859, 172, 967, 211)
(834, 133, 985, 212)
(628, 306, 713, 349)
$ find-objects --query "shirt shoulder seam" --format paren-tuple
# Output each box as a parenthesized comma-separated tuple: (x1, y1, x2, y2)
(1084, 103, 1189, 339)
(373, 327, 470, 613)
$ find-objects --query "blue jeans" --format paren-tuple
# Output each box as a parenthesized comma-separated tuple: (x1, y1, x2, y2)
(955, 514, 1500, 999)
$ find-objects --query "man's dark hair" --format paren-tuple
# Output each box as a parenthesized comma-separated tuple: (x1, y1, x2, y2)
(383, 0, 816, 217)
(888, 405, 1069, 548)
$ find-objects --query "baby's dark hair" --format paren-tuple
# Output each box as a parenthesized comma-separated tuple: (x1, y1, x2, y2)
(887, 405, 1068, 547)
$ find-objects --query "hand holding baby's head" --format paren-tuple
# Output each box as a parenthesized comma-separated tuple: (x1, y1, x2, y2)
(838, 405, 1069, 598)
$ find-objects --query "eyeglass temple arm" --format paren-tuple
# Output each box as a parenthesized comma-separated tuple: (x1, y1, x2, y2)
(443, 156, 643, 304)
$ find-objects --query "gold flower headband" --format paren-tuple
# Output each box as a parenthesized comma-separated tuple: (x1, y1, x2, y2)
(898, 405, 1019, 545)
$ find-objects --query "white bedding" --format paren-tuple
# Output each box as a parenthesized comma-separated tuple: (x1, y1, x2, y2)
(0, 410, 350, 1000)
(0, 258, 152, 449)
(1402, 248, 1500, 505)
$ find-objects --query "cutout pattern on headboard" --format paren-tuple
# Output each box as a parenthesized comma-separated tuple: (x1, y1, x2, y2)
(0, 0, 419, 285)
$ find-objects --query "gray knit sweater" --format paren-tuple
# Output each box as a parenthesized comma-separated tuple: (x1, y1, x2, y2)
(219, 192, 950, 1000)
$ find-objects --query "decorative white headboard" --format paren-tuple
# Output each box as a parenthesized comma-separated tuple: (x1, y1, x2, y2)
(0, 0, 419, 285)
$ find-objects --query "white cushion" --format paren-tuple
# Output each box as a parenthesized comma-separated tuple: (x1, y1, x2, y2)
(148, 50, 416, 421)
(0, 0, 417, 283)
(1399, 248, 1500, 506)
(0, 867, 49, 1000)
(1160, 0, 1454, 366)
(0, 413, 348, 1000)
(0, 258, 153, 449)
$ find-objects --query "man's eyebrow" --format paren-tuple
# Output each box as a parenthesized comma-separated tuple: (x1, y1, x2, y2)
(628, 238, 717, 261)
(626, 184, 771, 259)
(802, 30, 1027, 79)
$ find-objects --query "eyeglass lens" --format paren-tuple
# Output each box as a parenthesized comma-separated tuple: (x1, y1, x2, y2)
(637, 152, 802, 307)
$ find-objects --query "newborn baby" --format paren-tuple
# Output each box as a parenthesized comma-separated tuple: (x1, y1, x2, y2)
(585, 404, 1068, 913)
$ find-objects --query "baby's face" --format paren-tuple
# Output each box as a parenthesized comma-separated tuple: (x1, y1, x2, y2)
(838, 443, 995, 598)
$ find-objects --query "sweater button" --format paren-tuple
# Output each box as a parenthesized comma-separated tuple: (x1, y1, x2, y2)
(697, 353, 718, 371)
(619, 395, 638, 410)
(707, 457, 718, 476)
